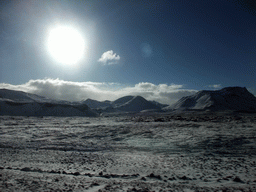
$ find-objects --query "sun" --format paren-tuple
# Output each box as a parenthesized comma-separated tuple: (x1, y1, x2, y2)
(46, 26, 85, 65)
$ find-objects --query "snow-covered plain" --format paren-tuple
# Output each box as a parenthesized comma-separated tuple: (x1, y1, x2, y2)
(0, 112, 256, 191)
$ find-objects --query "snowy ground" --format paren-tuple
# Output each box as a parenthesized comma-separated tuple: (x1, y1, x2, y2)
(0, 112, 256, 191)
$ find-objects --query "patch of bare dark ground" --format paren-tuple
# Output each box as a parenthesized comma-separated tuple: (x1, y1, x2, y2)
(0, 113, 256, 191)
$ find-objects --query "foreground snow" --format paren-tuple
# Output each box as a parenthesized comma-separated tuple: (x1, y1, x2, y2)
(0, 112, 255, 191)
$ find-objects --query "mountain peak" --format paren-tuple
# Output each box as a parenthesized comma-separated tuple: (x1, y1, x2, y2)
(164, 86, 256, 112)
(116, 95, 160, 112)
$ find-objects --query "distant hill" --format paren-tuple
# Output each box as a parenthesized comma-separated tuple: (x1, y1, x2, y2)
(0, 89, 98, 117)
(82, 98, 111, 109)
(111, 96, 134, 107)
(115, 96, 161, 112)
(149, 100, 168, 108)
(83, 95, 165, 112)
(0, 88, 52, 102)
(163, 87, 256, 112)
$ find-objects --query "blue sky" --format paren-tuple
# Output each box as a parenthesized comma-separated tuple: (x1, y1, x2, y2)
(0, 0, 255, 104)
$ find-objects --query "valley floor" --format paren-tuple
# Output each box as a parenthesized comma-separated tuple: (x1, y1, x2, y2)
(0, 113, 256, 191)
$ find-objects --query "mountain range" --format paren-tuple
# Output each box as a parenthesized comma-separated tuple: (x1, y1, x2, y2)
(82, 95, 167, 112)
(0, 89, 165, 116)
(0, 86, 256, 116)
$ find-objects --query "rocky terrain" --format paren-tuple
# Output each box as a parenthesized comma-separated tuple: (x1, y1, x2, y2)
(0, 112, 255, 191)
(1, 87, 256, 191)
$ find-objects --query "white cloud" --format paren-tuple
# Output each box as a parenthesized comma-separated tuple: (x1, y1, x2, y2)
(98, 50, 120, 65)
(208, 84, 222, 89)
(0, 79, 197, 105)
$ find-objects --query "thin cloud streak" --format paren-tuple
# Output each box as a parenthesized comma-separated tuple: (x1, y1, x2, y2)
(208, 84, 222, 89)
(0, 79, 197, 105)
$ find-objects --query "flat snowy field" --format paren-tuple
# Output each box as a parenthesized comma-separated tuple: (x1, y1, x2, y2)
(0, 112, 256, 191)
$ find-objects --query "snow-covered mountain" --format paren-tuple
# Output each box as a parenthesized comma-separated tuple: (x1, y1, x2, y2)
(111, 96, 135, 107)
(82, 98, 111, 109)
(115, 96, 161, 112)
(3, 87, 254, 115)
(82, 95, 164, 112)
(0, 88, 53, 103)
(0, 89, 164, 115)
(0, 89, 98, 117)
(149, 100, 168, 108)
(164, 87, 256, 112)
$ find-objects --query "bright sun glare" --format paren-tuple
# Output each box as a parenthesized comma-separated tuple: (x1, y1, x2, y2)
(47, 26, 85, 65)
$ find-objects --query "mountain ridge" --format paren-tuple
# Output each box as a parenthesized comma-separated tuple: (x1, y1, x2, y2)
(0, 89, 166, 115)
(164, 87, 256, 112)
(0, 89, 98, 117)
(83, 95, 165, 112)
(1, 86, 255, 115)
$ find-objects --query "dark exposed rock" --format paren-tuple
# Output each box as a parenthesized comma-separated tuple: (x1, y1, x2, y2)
(179, 175, 192, 180)
(84, 173, 92, 177)
(20, 167, 31, 172)
(90, 182, 100, 186)
(103, 174, 111, 179)
(233, 176, 243, 183)
(147, 173, 162, 180)
(121, 174, 129, 178)
(154, 118, 165, 122)
(73, 172, 80, 176)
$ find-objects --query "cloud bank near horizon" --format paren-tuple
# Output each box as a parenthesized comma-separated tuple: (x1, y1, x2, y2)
(0, 79, 197, 105)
